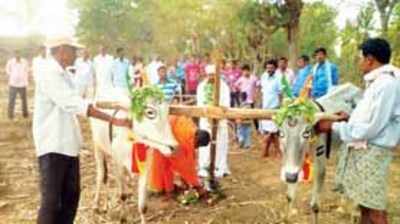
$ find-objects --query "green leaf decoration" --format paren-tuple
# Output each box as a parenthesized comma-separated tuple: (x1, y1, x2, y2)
(204, 83, 214, 105)
(125, 68, 132, 94)
(129, 86, 165, 121)
(281, 75, 294, 99)
(273, 97, 318, 127)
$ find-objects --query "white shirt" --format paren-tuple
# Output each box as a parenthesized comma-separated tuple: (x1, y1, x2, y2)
(74, 57, 94, 96)
(276, 68, 295, 85)
(196, 78, 230, 127)
(333, 64, 400, 149)
(146, 60, 162, 85)
(93, 54, 114, 93)
(33, 58, 89, 157)
(6, 57, 29, 87)
(32, 55, 48, 81)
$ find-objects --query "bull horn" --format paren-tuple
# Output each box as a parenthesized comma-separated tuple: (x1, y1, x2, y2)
(95, 101, 129, 111)
(314, 112, 341, 121)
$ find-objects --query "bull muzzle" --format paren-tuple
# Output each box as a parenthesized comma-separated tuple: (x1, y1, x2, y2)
(285, 172, 299, 183)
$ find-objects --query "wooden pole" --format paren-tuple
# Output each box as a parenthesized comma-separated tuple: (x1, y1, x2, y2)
(94, 102, 339, 121)
(209, 50, 222, 189)
(169, 105, 275, 119)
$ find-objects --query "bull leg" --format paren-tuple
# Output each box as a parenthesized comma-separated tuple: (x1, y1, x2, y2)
(138, 149, 153, 224)
(94, 144, 106, 212)
(115, 162, 129, 223)
(286, 183, 298, 222)
(310, 156, 326, 224)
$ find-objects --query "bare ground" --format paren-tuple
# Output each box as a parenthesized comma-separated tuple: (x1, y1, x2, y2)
(0, 76, 399, 224)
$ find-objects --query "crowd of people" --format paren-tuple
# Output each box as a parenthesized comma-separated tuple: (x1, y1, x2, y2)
(6, 36, 400, 224)
(5, 44, 340, 161)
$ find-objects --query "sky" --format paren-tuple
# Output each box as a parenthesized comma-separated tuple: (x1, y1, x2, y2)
(0, 0, 372, 37)
(0, 0, 77, 37)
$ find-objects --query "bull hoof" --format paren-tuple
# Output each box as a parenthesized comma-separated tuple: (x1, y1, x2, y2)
(94, 207, 103, 214)
(120, 193, 130, 202)
(120, 217, 127, 224)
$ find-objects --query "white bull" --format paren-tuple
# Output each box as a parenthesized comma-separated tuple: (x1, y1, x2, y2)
(278, 83, 362, 224)
(90, 88, 178, 224)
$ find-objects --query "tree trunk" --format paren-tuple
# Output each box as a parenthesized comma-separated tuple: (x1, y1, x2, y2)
(374, 0, 400, 37)
(287, 23, 300, 71)
(283, 0, 303, 71)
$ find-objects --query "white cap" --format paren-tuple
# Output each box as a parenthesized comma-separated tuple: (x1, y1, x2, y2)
(45, 36, 84, 49)
(205, 64, 216, 75)
(156, 63, 166, 71)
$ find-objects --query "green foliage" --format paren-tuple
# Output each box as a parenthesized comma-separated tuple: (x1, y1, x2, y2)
(273, 97, 318, 127)
(338, 2, 376, 87)
(274, 76, 316, 127)
(299, 1, 338, 57)
(388, 3, 400, 66)
(177, 190, 200, 206)
(129, 86, 164, 121)
(281, 75, 294, 99)
(204, 83, 214, 105)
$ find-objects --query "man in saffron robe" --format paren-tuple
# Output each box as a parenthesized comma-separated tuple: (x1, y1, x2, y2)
(132, 116, 210, 195)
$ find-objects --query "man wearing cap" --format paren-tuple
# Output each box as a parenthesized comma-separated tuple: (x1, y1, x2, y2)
(196, 64, 231, 179)
(33, 37, 131, 224)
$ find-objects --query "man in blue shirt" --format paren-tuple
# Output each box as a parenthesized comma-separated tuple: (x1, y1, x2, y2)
(111, 47, 130, 89)
(156, 65, 181, 102)
(311, 48, 339, 98)
(316, 38, 400, 224)
(292, 55, 312, 97)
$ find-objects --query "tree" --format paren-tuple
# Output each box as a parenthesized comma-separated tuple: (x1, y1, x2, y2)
(298, 1, 338, 58)
(275, 0, 304, 69)
(338, 2, 377, 86)
(373, 0, 400, 36)
(388, 3, 400, 65)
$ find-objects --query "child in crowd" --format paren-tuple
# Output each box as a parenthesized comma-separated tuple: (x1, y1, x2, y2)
(236, 92, 253, 149)
(234, 64, 259, 130)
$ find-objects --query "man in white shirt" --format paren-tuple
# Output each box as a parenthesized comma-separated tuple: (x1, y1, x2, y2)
(316, 38, 400, 224)
(93, 46, 114, 99)
(32, 46, 48, 82)
(74, 49, 94, 99)
(146, 56, 162, 85)
(6, 50, 29, 120)
(33, 37, 130, 224)
(197, 65, 231, 179)
(276, 57, 295, 85)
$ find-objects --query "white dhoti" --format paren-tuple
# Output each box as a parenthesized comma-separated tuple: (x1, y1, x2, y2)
(198, 118, 230, 178)
(260, 120, 278, 133)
